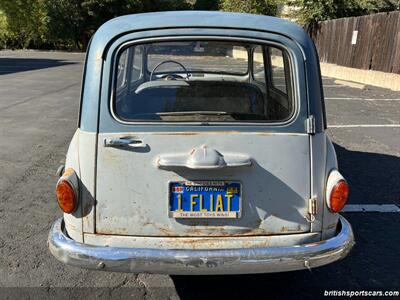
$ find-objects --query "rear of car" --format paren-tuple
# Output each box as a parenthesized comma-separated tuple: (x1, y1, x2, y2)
(48, 12, 354, 274)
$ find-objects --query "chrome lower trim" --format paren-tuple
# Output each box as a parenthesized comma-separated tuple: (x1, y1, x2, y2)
(48, 216, 354, 275)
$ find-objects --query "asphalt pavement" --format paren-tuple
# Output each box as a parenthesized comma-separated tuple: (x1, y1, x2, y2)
(0, 51, 399, 299)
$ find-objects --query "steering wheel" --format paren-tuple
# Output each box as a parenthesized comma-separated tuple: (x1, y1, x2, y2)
(150, 60, 189, 81)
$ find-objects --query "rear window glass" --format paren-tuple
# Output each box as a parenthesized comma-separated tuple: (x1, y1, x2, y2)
(114, 40, 294, 123)
(270, 48, 288, 94)
(253, 46, 265, 83)
(147, 42, 248, 75)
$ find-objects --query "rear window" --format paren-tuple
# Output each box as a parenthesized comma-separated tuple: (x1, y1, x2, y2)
(113, 40, 294, 123)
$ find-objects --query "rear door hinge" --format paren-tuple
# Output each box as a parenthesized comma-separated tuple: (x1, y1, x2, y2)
(306, 115, 316, 135)
(306, 197, 317, 223)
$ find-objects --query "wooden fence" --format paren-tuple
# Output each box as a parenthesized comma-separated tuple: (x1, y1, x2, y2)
(310, 11, 400, 74)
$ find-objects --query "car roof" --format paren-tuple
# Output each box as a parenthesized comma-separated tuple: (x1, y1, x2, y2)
(91, 11, 311, 56)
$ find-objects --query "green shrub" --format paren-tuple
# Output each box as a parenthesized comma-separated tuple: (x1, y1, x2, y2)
(194, 0, 219, 10)
(220, 0, 278, 15)
(287, 0, 399, 28)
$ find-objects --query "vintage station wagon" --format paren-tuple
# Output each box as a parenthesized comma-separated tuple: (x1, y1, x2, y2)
(48, 11, 354, 274)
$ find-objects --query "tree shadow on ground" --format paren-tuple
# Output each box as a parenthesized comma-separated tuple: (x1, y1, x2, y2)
(334, 143, 400, 205)
(0, 58, 76, 75)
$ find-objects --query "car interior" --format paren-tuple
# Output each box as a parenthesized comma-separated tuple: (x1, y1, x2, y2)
(113, 41, 294, 123)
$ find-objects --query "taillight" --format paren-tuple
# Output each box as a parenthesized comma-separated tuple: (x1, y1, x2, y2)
(329, 180, 349, 213)
(56, 168, 78, 213)
(326, 170, 349, 213)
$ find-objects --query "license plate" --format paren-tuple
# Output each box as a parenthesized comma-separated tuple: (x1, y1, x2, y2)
(169, 181, 241, 218)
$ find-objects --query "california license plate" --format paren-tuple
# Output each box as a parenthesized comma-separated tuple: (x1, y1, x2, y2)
(169, 181, 241, 218)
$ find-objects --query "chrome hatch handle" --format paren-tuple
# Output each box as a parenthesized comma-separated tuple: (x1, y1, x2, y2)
(103, 137, 146, 148)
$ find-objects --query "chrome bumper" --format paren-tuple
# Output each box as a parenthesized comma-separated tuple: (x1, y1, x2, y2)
(48, 216, 354, 275)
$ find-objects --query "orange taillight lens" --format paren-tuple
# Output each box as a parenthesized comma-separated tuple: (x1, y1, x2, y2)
(329, 180, 349, 213)
(56, 180, 77, 213)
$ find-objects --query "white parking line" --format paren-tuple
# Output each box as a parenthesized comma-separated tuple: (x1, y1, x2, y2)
(326, 97, 400, 101)
(343, 204, 400, 212)
(329, 124, 400, 128)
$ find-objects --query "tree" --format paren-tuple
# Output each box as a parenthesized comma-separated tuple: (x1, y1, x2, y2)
(142, 0, 192, 11)
(0, 0, 47, 48)
(220, 0, 278, 15)
(287, 0, 399, 28)
(0, 0, 194, 50)
(45, 0, 192, 50)
(0, 10, 9, 49)
(194, 0, 219, 10)
(82, 0, 146, 48)
(45, 0, 85, 49)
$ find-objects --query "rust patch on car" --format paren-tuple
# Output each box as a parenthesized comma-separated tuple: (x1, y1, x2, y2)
(280, 224, 304, 233)
(166, 238, 270, 249)
(65, 222, 78, 231)
(97, 227, 130, 235)
(151, 132, 241, 136)
(101, 149, 122, 162)
(62, 168, 75, 177)
(326, 223, 337, 230)
(147, 226, 277, 237)
(81, 199, 93, 217)
(148, 131, 304, 137)
(156, 227, 177, 236)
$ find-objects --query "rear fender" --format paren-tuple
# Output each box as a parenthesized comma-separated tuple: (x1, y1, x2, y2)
(63, 129, 97, 242)
(63, 130, 83, 242)
(322, 136, 340, 239)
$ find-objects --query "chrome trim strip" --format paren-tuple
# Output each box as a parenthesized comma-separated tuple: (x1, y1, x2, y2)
(48, 216, 354, 275)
